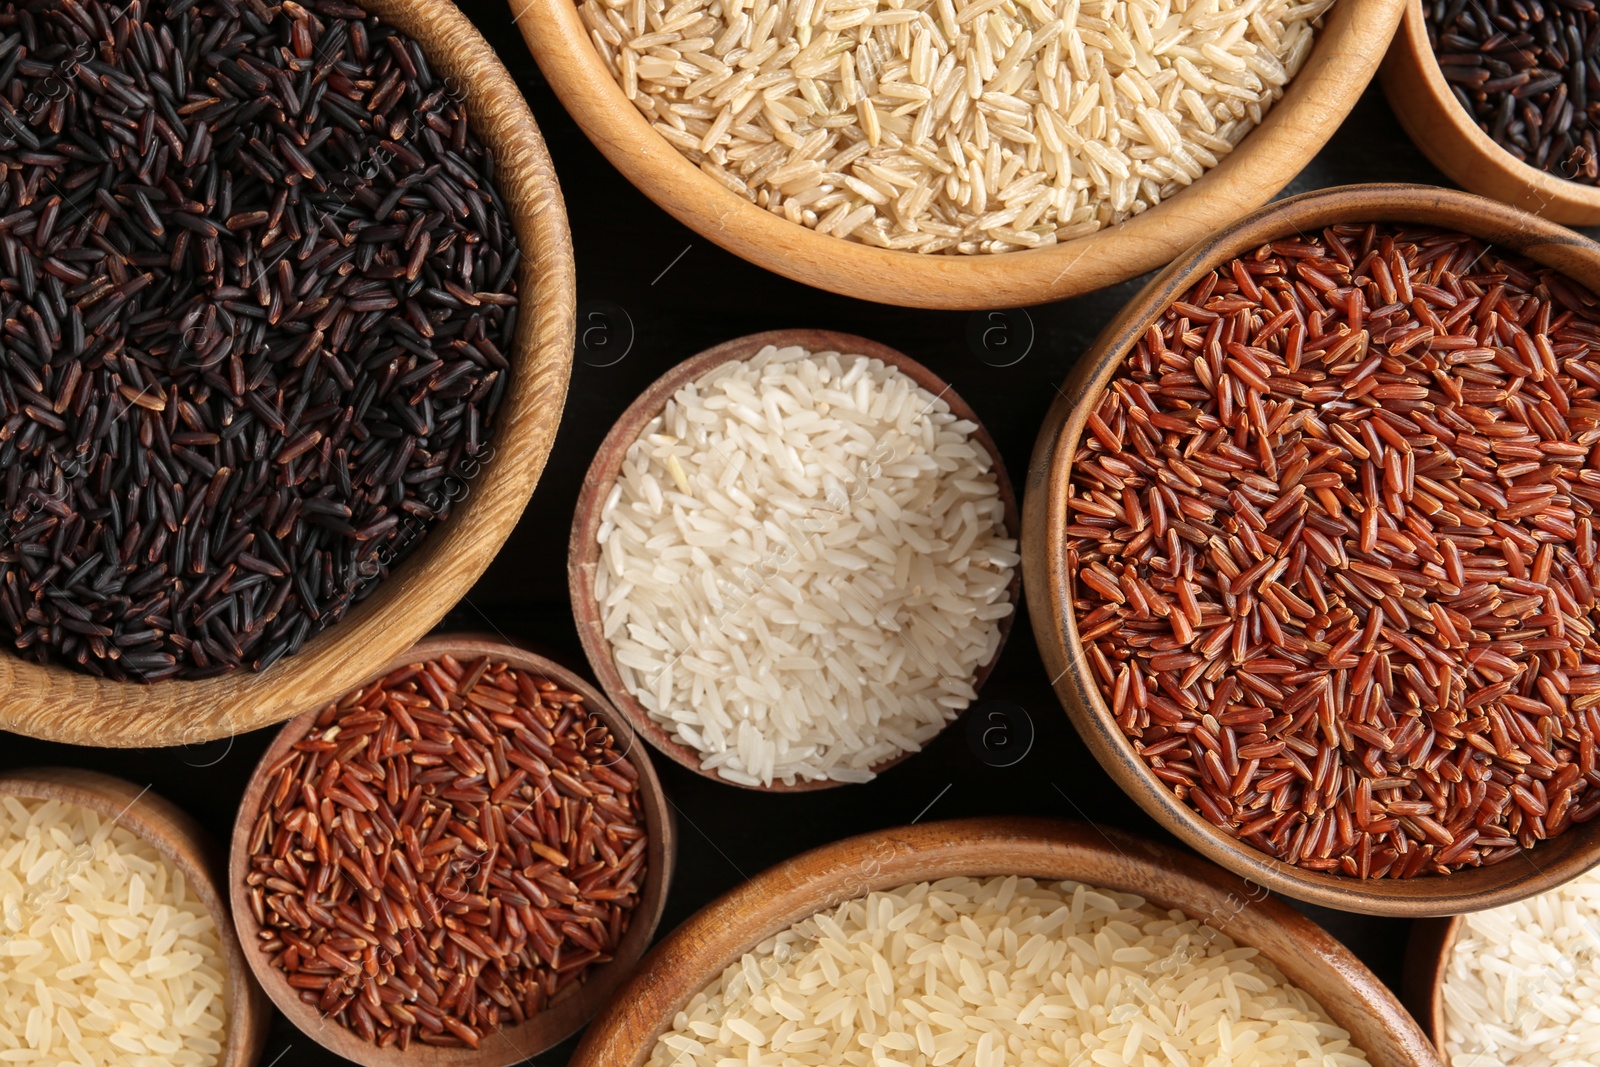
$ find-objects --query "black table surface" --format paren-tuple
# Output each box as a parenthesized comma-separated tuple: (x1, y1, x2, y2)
(5, 9, 1594, 1063)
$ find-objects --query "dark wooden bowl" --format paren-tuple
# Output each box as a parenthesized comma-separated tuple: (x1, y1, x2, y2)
(227, 634, 675, 1067)
(568, 329, 1021, 792)
(567, 817, 1441, 1067)
(1401, 916, 1461, 1058)
(1381, 0, 1600, 225)
(1023, 182, 1600, 916)
(0, 768, 271, 1067)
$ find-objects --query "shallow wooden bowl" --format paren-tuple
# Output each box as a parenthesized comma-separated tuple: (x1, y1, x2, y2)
(568, 328, 1021, 791)
(1023, 182, 1600, 916)
(1380, 0, 1600, 225)
(568, 817, 1440, 1067)
(0, 0, 577, 748)
(1401, 916, 1461, 1059)
(228, 634, 674, 1067)
(512, 0, 1402, 309)
(0, 768, 270, 1067)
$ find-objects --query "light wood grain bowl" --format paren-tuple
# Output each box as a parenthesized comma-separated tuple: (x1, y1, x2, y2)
(566, 816, 1441, 1067)
(0, 767, 270, 1067)
(1401, 915, 1461, 1060)
(227, 634, 674, 1067)
(1380, 0, 1600, 225)
(511, 0, 1403, 309)
(0, 0, 576, 749)
(568, 328, 1021, 792)
(1023, 182, 1600, 916)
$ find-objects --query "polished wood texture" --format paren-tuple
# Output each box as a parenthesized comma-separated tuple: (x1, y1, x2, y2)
(513, 0, 1403, 309)
(567, 817, 1442, 1067)
(568, 329, 1021, 791)
(1381, 0, 1600, 225)
(0, 768, 271, 1067)
(1402, 916, 1462, 1057)
(0, 0, 577, 747)
(227, 634, 675, 1067)
(1023, 183, 1600, 915)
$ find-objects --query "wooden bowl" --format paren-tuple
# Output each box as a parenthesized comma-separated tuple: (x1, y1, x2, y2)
(1380, 0, 1600, 225)
(568, 329, 1021, 791)
(0, 767, 270, 1067)
(1023, 182, 1600, 916)
(0, 0, 577, 748)
(512, 0, 1403, 309)
(567, 817, 1441, 1067)
(227, 634, 674, 1067)
(1401, 916, 1460, 1058)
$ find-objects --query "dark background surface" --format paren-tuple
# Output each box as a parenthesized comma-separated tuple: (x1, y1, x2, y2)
(2, 7, 1592, 1063)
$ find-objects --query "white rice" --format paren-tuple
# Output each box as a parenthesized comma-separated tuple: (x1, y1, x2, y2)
(594, 344, 1017, 786)
(648, 875, 1372, 1066)
(1439, 865, 1600, 1067)
(0, 795, 229, 1067)
(579, 0, 1333, 254)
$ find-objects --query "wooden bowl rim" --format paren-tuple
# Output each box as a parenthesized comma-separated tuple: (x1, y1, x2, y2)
(1379, 0, 1600, 222)
(0, 767, 270, 1067)
(226, 633, 676, 1067)
(567, 328, 1021, 792)
(1401, 914, 1463, 1056)
(1022, 181, 1600, 916)
(567, 816, 1441, 1067)
(512, 0, 1404, 309)
(0, 0, 577, 748)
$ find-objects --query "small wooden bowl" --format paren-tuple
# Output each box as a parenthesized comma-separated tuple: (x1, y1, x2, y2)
(568, 329, 1021, 792)
(0, 0, 577, 748)
(1023, 182, 1600, 916)
(1401, 916, 1461, 1058)
(567, 817, 1441, 1067)
(0, 768, 270, 1067)
(1380, 0, 1600, 225)
(512, 0, 1403, 309)
(228, 634, 674, 1067)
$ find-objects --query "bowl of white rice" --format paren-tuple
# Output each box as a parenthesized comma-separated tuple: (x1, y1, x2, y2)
(0, 767, 268, 1067)
(511, 0, 1404, 308)
(569, 330, 1020, 790)
(1409, 863, 1600, 1067)
(564, 816, 1440, 1067)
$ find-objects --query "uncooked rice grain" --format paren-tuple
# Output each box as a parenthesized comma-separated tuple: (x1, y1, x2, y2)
(1440, 863, 1600, 1067)
(595, 344, 1017, 786)
(0, 796, 229, 1067)
(647, 874, 1371, 1067)
(579, 0, 1332, 253)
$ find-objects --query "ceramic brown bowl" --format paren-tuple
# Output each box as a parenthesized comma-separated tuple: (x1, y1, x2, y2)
(568, 328, 1021, 792)
(0, 768, 271, 1067)
(1024, 182, 1600, 916)
(227, 634, 675, 1067)
(567, 817, 1441, 1067)
(512, 0, 1403, 308)
(1381, 0, 1600, 225)
(0, 0, 576, 749)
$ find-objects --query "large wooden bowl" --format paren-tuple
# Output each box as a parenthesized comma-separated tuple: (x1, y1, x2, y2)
(0, 0, 577, 747)
(0, 768, 271, 1067)
(567, 817, 1440, 1067)
(1401, 916, 1460, 1059)
(1380, 0, 1600, 225)
(1023, 182, 1600, 916)
(568, 329, 1021, 791)
(228, 634, 675, 1067)
(512, 0, 1403, 309)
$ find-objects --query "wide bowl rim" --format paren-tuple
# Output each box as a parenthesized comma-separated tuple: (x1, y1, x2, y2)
(1022, 181, 1600, 916)
(567, 328, 1022, 792)
(512, 0, 1405, 309)
(0, 767, 271, 1067)
(226, 632, 676, 1067)
(0, 0, 577, 748)
(1378, 0, 1600, 224)
(567, 816, 1441, 1067)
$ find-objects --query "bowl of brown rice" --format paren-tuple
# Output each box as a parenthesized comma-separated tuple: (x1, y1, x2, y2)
(512, 0, 1402, 308)
(1025, 181, 1600, 916)
(565, 817, 1440, 1067)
